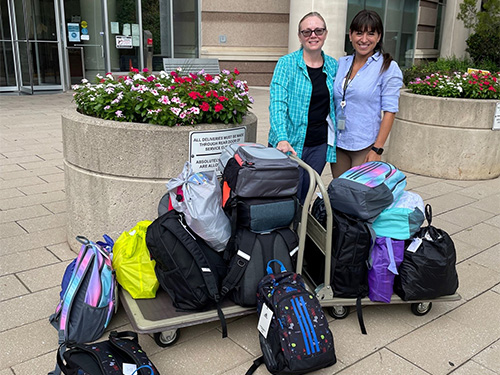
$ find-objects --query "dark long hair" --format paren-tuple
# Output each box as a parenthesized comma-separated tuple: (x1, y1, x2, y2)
(349, 10, 393, 73)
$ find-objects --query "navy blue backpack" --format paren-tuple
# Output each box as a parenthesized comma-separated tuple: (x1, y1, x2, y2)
(246, 260, 336, 375)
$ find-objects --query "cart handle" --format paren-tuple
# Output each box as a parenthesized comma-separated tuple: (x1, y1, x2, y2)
(289, 155, 333, 287)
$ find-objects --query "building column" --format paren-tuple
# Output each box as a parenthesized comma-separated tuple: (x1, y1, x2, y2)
(439, 0, 475, 59)
(288, 0, 348, 59)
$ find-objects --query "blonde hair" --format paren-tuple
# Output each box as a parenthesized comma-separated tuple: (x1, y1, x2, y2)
(298, 12, 327, 33)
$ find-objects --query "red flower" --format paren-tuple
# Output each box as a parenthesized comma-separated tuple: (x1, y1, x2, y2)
(218, 96, 228, 102)
(143, 68, 149, 73)
(131, 68, 140, 74)
(488, 86, 497, 92)
(185, 77, 192, 83)
(189, 73, 198, 80)
(234, 68, 240, 75)
(214, 103, 224, 112)
(205, 74, 213, 82)
(200, 102, 210, 111)
(100, 78, 105, 83)
(206, 90, 219, 98)
(174, 77, 185, 84)
(147, 76, 155, 82)
(188, 91, 203, 99)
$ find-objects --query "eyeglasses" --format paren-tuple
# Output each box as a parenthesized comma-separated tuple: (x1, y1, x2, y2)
(300, 28, 326, 37)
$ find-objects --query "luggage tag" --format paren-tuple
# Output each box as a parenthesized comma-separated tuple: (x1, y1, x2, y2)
(257, 303, 273, 338)
(406, 237, 422, 253)
(123, 363, 137, 375)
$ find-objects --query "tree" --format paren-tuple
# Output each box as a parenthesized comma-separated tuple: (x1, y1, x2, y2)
(457, 0, 500, 69)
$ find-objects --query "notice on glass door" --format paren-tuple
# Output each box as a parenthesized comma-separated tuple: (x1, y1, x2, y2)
(493, 103, 500, 130)
(123, 23, 131, 36)
(67, 23, 80, 42)
(111, 22, 119, 34)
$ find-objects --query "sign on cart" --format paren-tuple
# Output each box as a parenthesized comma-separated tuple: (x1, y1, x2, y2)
(189, 127, 246, 174)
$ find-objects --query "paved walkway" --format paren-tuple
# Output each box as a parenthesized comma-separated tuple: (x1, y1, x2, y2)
(0, 88, 499, 375)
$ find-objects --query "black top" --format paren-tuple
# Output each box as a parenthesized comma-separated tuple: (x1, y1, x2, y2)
(305, 65, 329, 147)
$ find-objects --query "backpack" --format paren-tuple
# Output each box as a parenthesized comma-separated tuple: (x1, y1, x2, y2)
(56, 331, 159, 375)
(372, 191, 425, 240)
(221, 227, 299, 307)
(246, 260, 336, 375)
(394, 205, 459, 301)
(50, 235, 116, 345)
(145, 209, 229, 334)
(328, 161, 407, 220)
(308, 198, 375, 334)
(221, 143, 300, 206)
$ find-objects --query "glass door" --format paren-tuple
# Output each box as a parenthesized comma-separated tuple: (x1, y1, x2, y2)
(0, 0, 62, 93)
(64, 0, 106, 82)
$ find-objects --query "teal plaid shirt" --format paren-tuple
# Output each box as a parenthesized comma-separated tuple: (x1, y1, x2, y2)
(268, 48, 338, 162)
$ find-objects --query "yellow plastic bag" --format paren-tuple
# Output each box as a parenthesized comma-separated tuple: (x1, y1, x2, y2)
(112, 221, 159, 299)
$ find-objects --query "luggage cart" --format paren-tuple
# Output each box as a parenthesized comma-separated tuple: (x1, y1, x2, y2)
(290, 155, 461, 321)
(120, 288, 255, 347)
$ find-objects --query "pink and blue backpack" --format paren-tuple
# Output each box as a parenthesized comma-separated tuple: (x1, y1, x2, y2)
(50, 235, 116, 345)
(328, 161, 407, 220)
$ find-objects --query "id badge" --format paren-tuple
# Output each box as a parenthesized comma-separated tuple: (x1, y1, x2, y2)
(337, 112, 346, 130)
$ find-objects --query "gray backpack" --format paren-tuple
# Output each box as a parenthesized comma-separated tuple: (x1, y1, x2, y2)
(221, 227, 299, 307)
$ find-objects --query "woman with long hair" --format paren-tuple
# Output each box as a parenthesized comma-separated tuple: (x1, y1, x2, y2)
(331, 9, 403, 177)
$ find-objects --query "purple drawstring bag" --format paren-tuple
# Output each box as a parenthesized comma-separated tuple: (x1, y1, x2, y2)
(368, 237, 405, 303)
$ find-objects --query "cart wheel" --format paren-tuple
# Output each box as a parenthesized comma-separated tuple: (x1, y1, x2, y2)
(154, 329, 180, 347)
(328, 305, 350, 319)
(411, 302, 432, 316)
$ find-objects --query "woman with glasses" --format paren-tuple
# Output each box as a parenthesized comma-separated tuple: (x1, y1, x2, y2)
(269, 11, 338, 203)
(330, 9, 403, 178)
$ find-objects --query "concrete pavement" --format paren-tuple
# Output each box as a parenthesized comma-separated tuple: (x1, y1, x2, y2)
(0, 88, 499, 375)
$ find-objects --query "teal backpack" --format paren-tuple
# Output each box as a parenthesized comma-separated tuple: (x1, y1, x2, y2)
(372, 191, 425, 240)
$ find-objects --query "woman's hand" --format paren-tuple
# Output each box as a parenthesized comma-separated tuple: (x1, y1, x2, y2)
(276, 140, 297, 156)
(364, 150, 382, 163)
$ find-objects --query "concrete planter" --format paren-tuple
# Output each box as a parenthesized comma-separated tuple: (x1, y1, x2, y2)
(387, 90, 500, 180)
(62, 110, 257, 250)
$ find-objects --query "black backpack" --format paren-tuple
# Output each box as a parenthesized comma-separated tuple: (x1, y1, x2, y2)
(246, 260, 336, 375)
(221, 227, 299, 307)
(145, 210, 229, 333)
(56, 331, 159, 375)
(309, 197, 375, 334)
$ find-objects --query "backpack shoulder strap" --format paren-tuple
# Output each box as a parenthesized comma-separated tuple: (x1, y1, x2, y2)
(220, 229, 258, 298)
(275, 228, 299, 258)
(56, 341, 123, 375)
(245, 356, 265, 375)
(165, 213, 229, 337)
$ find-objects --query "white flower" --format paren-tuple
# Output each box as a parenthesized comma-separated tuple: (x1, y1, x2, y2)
(82, 78, 88, 84)
(170, 107, 181, 116)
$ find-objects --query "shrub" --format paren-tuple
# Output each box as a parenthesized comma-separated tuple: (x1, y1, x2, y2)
(72, 68, 253, 126)
(457, 0, 500, 69)
(407, 71, 500, 99)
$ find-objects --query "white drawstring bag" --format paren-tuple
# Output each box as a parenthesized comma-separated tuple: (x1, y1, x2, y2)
(166, 162, 230, 252)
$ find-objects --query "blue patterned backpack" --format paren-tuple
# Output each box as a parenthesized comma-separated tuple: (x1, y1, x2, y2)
(246, 260, 336, 375)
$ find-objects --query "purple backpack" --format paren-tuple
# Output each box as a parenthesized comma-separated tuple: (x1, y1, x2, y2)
(368, 237, 404, 303)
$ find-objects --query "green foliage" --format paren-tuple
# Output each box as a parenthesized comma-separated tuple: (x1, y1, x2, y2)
(72, 68, 253, 126)
(407, 71, 500, 99)
(403, 56, 474, 86)
(457, 0, 500, 69)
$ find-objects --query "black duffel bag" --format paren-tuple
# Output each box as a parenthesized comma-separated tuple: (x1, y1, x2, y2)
(394, 204, 459, 300)
(56, 331, 159, 375)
